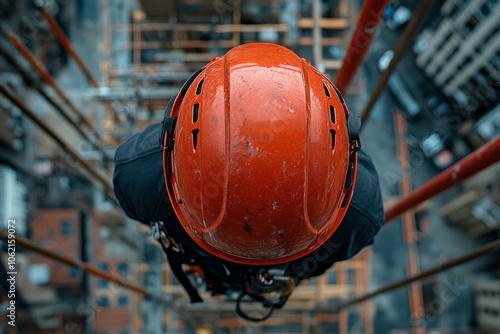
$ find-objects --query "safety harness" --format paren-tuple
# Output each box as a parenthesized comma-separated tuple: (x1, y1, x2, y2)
(150, 219, 299, 321)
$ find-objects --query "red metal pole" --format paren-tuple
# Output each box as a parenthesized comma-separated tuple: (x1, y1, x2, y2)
(385, 137, 500, 223)
(1, 26, 95, 132)
(0, 230, 148, 296)
(38, 8, 99, 87)
(333, 0, 389, 94)
(37, 7, 122, 124)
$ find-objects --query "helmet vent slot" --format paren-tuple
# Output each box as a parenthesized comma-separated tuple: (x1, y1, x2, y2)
(192, 129, 199, 151)
(193, 103, 199, 123)
(329, 105, 335, 123)
(323, 83, 331, 97)
(196, 79, 204, 95)
(330, 129, 335, 150)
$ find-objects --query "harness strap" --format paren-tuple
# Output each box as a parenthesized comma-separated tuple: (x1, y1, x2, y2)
(150, 221, 202, 303)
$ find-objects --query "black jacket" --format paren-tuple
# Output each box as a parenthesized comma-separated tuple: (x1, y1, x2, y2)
(113, 123, 385, 282)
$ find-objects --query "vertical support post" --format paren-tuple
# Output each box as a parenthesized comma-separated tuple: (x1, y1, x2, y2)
(333, 0, 389, 94)
(312, 0, 323, 70)
(232, 0, 241, 47)
(394, 111, 425, 333)
(133, 16, 141, 67)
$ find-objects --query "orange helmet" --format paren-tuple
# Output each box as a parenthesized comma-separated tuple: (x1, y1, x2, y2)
(161, 43, 360, 265)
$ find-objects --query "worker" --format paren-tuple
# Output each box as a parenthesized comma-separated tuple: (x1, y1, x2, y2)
(113, 43, 384, 321)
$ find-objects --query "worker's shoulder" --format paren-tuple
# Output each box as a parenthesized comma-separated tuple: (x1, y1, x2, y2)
(114, 122, 163, 165)
(113, 123, 166, 222)
(349, 149, 385, 231)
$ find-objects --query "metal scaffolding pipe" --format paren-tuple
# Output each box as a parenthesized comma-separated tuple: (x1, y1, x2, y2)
(331, 238, 500, 311)
(0, 83, 114, 199)
(333, 0, 389, 94)
(359, 0, 433, 125)
(312, 0, 323, 69)
(1, 26, 101, 139)
(38, 7, 99, 87)
(0, 230, 147, 296)
(88, 87, 180, 100)
(385, 137, 500, 224)
(37, 7, 122, 124)
(0, 42, 112, 162)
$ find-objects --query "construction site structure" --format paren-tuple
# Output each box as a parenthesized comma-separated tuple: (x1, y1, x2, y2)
(0, 0, 499, 333)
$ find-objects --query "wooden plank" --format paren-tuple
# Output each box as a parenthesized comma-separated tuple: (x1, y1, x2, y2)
(323, 59, 343, 69)
(299, 18, 349, 29)
(117, 40, 234, 49)
(215, 23, 289, 33)
(300, 37, 342, 46)
(112, 22, 211, 32)
(440, 190, 478, 216)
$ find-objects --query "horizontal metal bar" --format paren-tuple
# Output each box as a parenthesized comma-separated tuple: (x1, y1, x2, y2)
(298, 18, 349, 29)
(87, 87, 180, 100)
(385, 137, 500, 224)
(0, 230, 147, 296)
(108, 69, 193, 81)
(111, 22, 288, 33)
(330, 238, 500, 311)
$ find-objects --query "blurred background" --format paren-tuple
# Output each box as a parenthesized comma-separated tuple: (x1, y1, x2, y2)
(0, 0, 499, 333)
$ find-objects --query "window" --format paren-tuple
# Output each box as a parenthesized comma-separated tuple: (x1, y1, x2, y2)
(465, 16, 479, 34)
(96, 296, 109, 308)
(117, 295, 129, 307)
(69, 267, 81, 278)
(61, 220, 73, 236)
(97, 279, 109, 288)
(328, 271, 337, 285)
(97, 263, 109, 271)
(117, 262, 128, 275)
